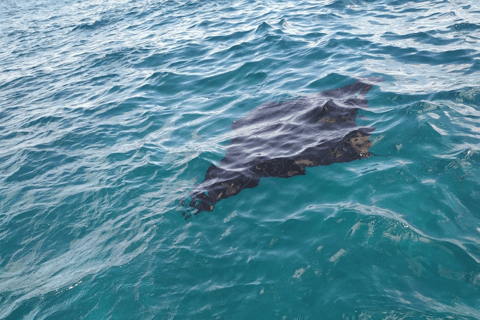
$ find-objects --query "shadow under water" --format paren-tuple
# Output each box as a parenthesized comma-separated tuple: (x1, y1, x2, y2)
(185, 78, 382, 219)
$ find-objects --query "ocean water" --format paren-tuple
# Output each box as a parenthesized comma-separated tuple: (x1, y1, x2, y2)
(1, 0, 480, 319)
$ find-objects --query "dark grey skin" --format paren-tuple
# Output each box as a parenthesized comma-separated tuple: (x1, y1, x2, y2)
(184, 78, 380, 219)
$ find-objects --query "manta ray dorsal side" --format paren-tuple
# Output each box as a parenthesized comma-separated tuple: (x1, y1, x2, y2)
(183, 78, 380, 219)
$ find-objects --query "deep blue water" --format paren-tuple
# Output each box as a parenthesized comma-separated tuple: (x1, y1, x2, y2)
(1, 0, 480, 319)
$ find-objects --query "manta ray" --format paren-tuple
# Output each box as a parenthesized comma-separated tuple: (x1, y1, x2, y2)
(184, 78, 380, 219)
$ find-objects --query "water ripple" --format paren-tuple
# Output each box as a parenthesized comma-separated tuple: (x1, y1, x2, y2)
(1, 0, 480, 318)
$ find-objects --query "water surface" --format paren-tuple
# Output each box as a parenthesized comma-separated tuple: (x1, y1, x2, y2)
(1, 0, 480, 319)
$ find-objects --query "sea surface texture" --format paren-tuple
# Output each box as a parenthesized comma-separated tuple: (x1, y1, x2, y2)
(1, 0, 480, 319)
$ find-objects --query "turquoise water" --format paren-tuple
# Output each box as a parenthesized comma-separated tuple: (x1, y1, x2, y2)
(1, 0, 480, 318)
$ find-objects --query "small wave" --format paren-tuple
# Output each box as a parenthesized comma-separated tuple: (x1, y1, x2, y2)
(71, 18, 111, 32)
(450, 22, 480, 32)
(255, 21, 273, 35)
